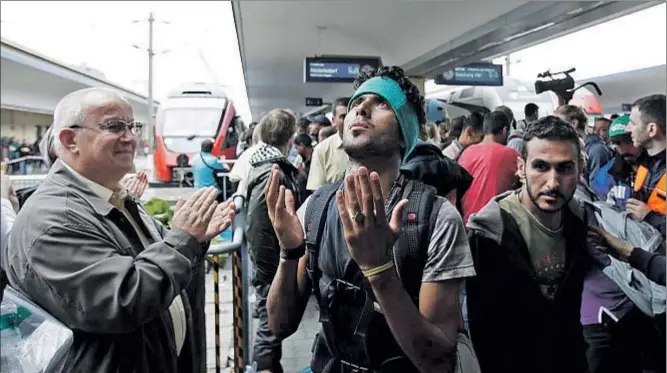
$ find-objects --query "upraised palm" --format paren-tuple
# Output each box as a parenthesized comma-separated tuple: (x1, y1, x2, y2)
(264, 165, 303, 249)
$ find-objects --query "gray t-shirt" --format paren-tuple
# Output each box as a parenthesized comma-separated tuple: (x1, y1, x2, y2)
(499, 191, 566, 300)
(297, 194, 476, 282)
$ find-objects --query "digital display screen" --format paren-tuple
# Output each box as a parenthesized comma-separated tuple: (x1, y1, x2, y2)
(434, 63, 504, 87)
(304, 56, 381, 83)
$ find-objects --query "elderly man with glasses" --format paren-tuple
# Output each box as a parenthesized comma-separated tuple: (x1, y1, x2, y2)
(3, 87, 235, 373)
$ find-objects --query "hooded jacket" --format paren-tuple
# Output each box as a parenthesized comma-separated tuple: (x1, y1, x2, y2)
(465, 191, 590, 373)
(584, 134, 614, 186)
(246, 144, 306, 285)
(400, 141, 473, 213)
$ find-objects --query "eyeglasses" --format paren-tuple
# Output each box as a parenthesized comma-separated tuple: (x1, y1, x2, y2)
(70, 119, 144, 135)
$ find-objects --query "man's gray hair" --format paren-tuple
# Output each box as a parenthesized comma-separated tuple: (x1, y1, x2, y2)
(252, 122, 262, 145)
(258, 109, 296, 148)
(52, 87, 130, 155)
(39, 126, 58, 168)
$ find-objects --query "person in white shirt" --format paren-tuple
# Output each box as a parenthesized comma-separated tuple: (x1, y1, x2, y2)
(230, 123, 264, 197)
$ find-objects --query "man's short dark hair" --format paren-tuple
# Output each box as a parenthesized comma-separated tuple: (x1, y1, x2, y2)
(525, 103, 539, 118)
(332, 97, 350, 116)
(633, 94, 666, 135)
(555, 105, 588, 128)
(522, 115, 582, 159)
(311, 115, 331, 126)
(449, 116, 467, 139)
(297, 117, 311, 127)
(483, 110, 511, 135)
(201, 139, 214, 153)
(353, 66, 426, 126)
(319, 126, 337, 140)
(294, 133, 313, 148)
(495, 105, 514, 122)
(258, 109, 296, 148)
(594, 117, 611, 129)
(467, 111, 485, 133)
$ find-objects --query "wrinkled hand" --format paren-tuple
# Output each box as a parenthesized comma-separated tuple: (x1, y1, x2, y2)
(627, 198, 651, 221)
(264, 165, 303, 249)
(122, 171, 149, 199)
(591, 226, 634, 258)
(336, 167, 408, 271)
(171, 187, 220, 242)
(204, 199, 236, 241)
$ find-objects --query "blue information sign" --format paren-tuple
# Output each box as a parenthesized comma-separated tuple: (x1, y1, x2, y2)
(434, 63, 504, 87)
(304, 56, 381, 83)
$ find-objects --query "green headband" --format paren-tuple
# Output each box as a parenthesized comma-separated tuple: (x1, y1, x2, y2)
(348, 77, 420, 160)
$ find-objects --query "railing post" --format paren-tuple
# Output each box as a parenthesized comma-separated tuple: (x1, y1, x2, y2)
(227, 195, 248, 373)
(241, 232, 251, 368)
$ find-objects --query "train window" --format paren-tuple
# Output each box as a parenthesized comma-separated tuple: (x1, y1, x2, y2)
(460, 87, 476, 99)
(222, 116, 241, 149)
(162, 108, 223, 138)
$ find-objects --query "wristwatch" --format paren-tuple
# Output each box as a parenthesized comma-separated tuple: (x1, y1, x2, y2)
(280, 242, 306, 260)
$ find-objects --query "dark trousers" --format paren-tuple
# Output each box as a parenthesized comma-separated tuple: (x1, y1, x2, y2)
(583, 307, 665, 373)
(252, 283, 283, 373)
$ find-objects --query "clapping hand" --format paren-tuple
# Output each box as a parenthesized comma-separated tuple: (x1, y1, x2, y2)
(336, 167, 408, 271)
(205, 198, 236, 240)
(122, 171, 149, 199)
(172, 187, 235, 242)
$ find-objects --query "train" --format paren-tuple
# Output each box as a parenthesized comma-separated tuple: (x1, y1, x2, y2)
(152, 83, 242, 185)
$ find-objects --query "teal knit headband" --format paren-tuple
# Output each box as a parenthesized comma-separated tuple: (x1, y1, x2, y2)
(348, 77, 420, 160)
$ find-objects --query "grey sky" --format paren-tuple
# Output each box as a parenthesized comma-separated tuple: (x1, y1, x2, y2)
(1, 1, 665, 120)
(0, 1, 252, 121)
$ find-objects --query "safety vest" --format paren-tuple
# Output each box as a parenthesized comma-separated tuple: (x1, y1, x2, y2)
(633, 165, 666, 215)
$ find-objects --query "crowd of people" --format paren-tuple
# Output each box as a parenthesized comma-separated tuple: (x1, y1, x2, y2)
(0, 65, 665, 373)
(0, 136, 46, 174)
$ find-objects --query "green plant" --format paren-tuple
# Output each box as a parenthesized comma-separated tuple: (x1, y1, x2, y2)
(144, 198, 174, 228)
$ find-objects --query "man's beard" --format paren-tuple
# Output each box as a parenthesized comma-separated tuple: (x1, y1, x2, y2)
(525, 179, 575, 214)
(342, 133, 400, 160)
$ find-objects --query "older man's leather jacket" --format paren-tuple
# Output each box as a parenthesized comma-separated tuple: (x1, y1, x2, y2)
(4, 160, 206, 373)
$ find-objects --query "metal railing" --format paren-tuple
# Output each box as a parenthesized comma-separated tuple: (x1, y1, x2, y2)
(1, 156, 49, 175)
(207, 194, 250, 373)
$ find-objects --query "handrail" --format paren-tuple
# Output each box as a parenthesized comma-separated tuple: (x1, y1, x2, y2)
(4, 155, 46, 165)
(207, 194, 245, 255)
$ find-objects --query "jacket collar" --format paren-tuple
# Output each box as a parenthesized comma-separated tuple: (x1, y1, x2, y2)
(49, 160, 134, 217)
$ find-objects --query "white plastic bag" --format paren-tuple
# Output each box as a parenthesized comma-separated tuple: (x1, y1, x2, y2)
(1, 287, 73, 373)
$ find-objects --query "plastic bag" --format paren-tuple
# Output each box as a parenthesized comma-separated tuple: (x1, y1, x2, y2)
(1, 287, 73, 373)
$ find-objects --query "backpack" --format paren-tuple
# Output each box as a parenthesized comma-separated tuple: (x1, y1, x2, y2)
(400, 142, 473, 215)
(576, 183, 666, 316)
(304, 177, 442, 372)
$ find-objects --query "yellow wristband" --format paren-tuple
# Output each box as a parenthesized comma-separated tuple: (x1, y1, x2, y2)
(361, 261, 395, 278)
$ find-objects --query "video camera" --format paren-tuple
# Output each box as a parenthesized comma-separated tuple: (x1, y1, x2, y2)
(534, 67, 602, 106)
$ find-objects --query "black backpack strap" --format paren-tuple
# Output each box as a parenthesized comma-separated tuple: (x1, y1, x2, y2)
(304, 181, 343, 302)
(394, 180, 443, 303)
(304, 181, 344, 361)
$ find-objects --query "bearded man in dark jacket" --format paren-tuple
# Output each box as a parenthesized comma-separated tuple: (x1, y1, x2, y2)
(466, 116, 591, 373)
